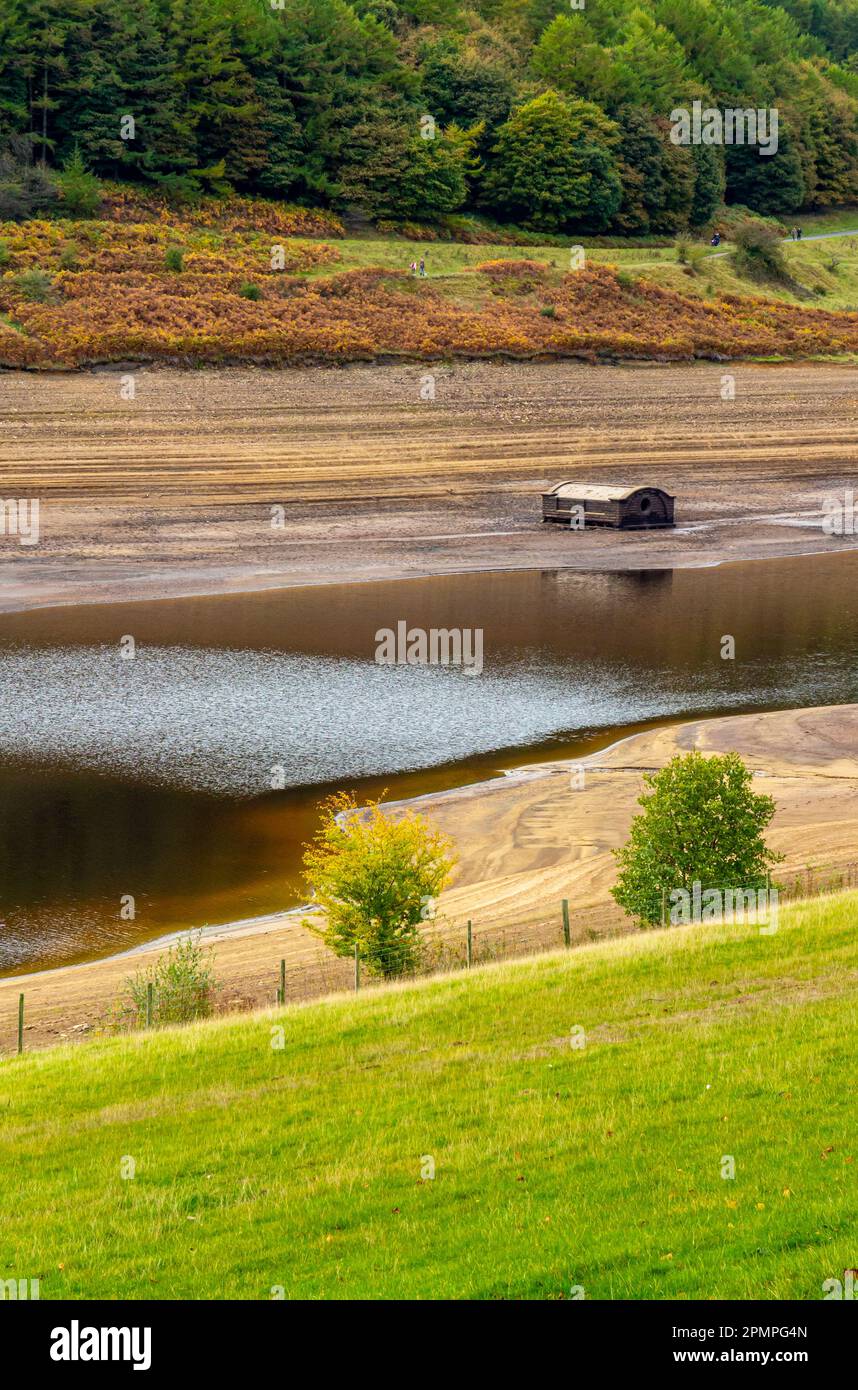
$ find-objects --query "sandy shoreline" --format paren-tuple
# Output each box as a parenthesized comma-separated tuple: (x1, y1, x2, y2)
(3, 360, 858, 612)
(2, 702, 856, 1053)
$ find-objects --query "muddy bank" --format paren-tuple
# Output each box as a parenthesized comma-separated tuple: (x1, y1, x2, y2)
(2, 360, 858, 612)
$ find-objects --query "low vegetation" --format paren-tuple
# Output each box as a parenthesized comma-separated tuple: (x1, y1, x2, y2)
(119, 934, 218, 1030)
(1, 892, 855, 1299)
(732, 219, 792, 285)
(3, 190, 858, 367)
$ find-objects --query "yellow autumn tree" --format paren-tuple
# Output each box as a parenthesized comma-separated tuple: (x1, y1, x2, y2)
(303, 793, 455, 978)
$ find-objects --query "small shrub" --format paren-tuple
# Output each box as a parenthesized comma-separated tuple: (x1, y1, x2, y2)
(0, 240, 10, 268)
(676, 238, 707, 275)
(733, 219, 788, 283)
(164, 246, 184, 272)
(540, 303, 556, 317)
(239, 281, 262, 300)
(151, 171, 203, 206)
(59, 242, 79, 271)
(13, 268, 57, 303)
(0, 135, 58, 221)
(54, 148, 101, 218)
(124, 934, 218, 1028)
(687, 245, 707, 275)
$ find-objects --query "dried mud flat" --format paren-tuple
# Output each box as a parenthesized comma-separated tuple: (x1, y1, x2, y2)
(1, 703, 856, 1053)
(2, 359, 858, 611)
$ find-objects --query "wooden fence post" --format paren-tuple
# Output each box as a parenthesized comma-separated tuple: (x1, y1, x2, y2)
(146, 982, 154, 1029)
(466, 920, 473, 969)
(661, 887, 666, 928)
(279, 958, 286, 1006)
(562, 898, 571, 948)
(354, 943, 360, 993)
(17, 993, 23, 1055)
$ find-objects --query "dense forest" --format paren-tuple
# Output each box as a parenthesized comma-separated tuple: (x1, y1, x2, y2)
(2, 0, 858, 234)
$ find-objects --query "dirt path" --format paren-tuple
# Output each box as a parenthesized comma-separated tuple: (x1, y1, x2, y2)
(2, 360, 858, 611)
(630, 226, 858, 266)
(2, 703, 856, 1055)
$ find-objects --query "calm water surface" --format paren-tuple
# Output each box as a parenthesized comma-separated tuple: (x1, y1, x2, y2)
(1, 552, 856, 972)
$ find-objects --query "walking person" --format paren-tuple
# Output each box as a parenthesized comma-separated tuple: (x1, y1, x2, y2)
(419, 256, 426, 277)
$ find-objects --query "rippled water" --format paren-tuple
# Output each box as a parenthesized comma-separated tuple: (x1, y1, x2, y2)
(1, 643, 846, 798)
(0, 552, 856, 971)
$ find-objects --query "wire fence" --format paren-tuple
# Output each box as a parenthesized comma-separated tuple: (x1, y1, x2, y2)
(7, 858, 858, 1054)
(207, 857, 858, 1014)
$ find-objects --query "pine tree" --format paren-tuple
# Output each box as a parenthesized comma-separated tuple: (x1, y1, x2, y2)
(18, 0, 75, 166)
(0, 0, 31, 145)
(169, 0, 267, 189)
(122, 0, 195, 181)
(254, 72, 303, 199)
(273, 0, 407, 200)
(726, 127, 806, 215)
(690, 142, 725, 227)
(612, 106, 669, 235)
(54, 0, 130, 175)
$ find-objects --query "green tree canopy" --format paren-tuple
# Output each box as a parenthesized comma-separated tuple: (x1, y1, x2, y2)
(531, 15, 615, 107)
(339, 115, 478, 218)
(482, 89, 622, 231)
(612, 751, 783, 927)
(725, 126, 806, 214)
(2, 0, 858, 226)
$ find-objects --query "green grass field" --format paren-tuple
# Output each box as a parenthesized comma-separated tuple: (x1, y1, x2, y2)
(2, 893, 856, 1300)
(322, 220, 858, 312)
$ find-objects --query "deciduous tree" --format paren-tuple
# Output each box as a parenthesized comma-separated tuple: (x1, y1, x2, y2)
(303, 793, 455, 978)
(612, 751, 783, 927)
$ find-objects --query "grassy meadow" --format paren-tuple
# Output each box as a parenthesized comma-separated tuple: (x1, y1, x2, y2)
(1, 892, 856, 1301)
(320, 226, 858, 306)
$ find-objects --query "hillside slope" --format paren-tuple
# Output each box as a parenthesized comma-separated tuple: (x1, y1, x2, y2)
(4, 195, 858, 366)
(2, 893, 856, 1300)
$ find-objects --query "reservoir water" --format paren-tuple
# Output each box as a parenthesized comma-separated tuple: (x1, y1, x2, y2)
(1, 551, 856, 973)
